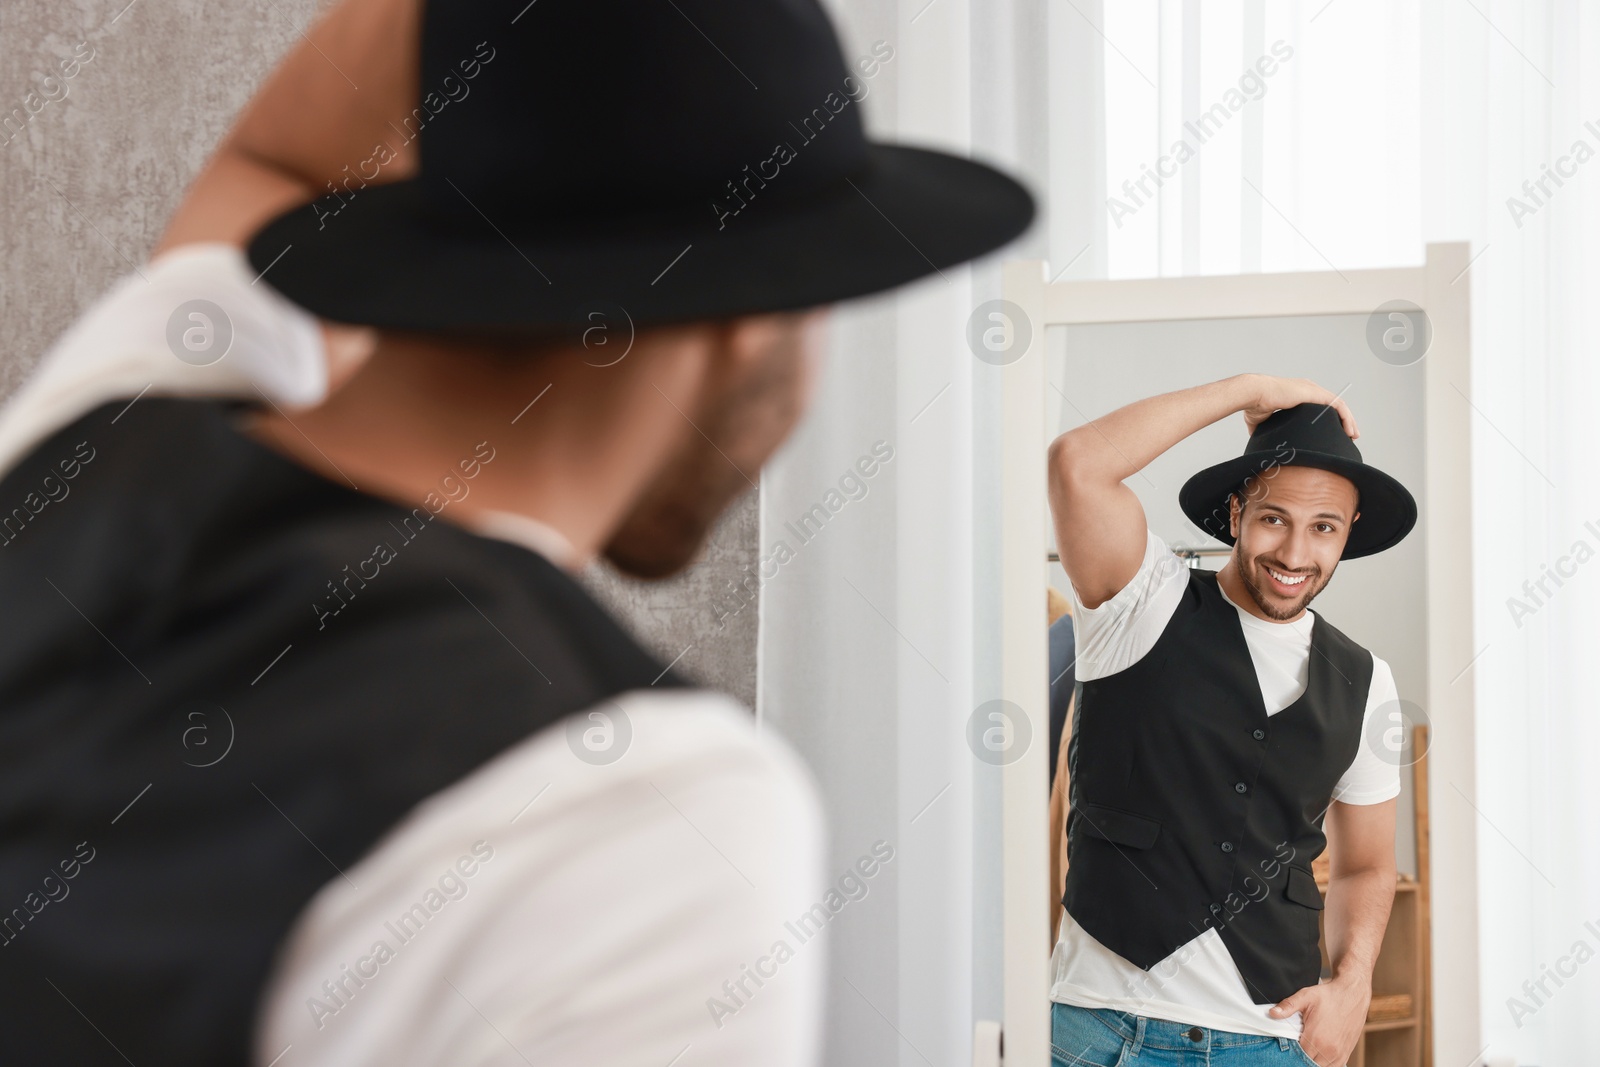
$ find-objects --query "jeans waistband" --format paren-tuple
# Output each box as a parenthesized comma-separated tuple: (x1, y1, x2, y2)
(1066, 1004, 1297, 1053)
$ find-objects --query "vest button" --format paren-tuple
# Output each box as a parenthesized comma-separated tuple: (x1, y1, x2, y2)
(1235, 782, 1248, 793)
(1186, 1026, 1204, 1041)
(1220, 841, 1234, 852)
(1253, 728, 1266, 740)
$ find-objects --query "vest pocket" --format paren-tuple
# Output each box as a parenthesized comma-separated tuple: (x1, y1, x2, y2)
(1283, 865, 1325, 909)
(1076, 803, 1161, 849)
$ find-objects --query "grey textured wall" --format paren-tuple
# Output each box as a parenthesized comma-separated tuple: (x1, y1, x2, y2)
(0, 0, 757, 706)
(581, 491, 758, 707)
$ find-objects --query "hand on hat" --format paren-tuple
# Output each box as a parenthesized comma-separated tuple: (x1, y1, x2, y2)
(1241, 374, 1359, 440)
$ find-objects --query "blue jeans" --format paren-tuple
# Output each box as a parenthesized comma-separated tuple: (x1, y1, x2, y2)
(1051, 1002, 1324, 1067)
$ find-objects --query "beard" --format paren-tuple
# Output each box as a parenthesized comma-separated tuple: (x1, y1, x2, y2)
(601, 316, 812, 580)
(601, 433, 755, 579)
(1235, 548, 1332, 621)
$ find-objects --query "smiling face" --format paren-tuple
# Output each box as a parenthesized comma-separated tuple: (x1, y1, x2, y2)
(1225, 465, 1361, 621)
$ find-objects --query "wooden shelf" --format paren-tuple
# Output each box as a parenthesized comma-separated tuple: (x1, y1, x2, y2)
(1363, 1016, 1420, 1033)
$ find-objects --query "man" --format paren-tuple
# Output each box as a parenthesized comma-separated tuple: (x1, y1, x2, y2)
(0, 1, 1032, 1064)
(1045, 375, 1416, 1067)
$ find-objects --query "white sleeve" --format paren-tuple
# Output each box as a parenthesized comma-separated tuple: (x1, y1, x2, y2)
(0, 242, 325, 480)
(1064, 527, 1191, 682)
(1330, 656, 1404, 805)
(253, 689, 829, 1067)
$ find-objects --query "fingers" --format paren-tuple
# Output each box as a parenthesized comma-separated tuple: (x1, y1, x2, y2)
(1268, 986, 1313, 1017)
(1245, 377, 1360, 440)
(1294, 379, 1356, 439)
(1329, 396, 1358, 439)
(1300, 379, 1357, 439)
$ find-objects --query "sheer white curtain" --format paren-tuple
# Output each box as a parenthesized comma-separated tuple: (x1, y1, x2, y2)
(1420, 3, 1600, 1066)
(759, 2, 1048, 1065)
(1098, 0, 1423, 279)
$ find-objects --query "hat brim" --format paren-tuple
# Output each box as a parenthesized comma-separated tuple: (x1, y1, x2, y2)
(244, 143, 1033, 337)
(1178, 451, 1418, 560)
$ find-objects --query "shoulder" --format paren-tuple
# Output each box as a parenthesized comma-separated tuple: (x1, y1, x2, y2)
(1333, 652, 1404, 804)
(1307, 609, 1379, 688)
(1364, 652, 1399, 704)
(1067, 529, 1192, 682)
(0, 243, 324, 485)
(1067, 528, 1190, 620)
(406, 687, 822, 845)
(1298, 612, 1382, 729)
(255, 687, 828, 1066)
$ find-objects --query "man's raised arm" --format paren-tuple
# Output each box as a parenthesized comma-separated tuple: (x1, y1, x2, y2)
(156, 0, 423, 255)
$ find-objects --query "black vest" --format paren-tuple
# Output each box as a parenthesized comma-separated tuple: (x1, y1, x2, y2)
(0, 397, 688, 1065)
(1061, 566, 1371, 1004)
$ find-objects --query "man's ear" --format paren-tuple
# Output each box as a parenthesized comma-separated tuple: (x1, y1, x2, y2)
(720, 313, 790, 373)
(721, 309, 828, 365)
(714, 308, 830, 413)
(320, 321, 378, 394)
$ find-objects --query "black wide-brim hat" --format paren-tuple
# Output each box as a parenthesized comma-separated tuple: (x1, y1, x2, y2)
(1178, 403, 1418, 560)
(246, 0, 1035, 338)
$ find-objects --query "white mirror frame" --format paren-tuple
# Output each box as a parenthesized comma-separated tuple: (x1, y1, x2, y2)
(996, 243, 1478, 1067)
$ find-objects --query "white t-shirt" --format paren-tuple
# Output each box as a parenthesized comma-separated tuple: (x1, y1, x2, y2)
(1048, 527, 1401, 1038)
(0, 244, 829, 1067)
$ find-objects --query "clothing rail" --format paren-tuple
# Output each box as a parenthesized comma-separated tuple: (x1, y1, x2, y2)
(1047, 545, 1230, 567)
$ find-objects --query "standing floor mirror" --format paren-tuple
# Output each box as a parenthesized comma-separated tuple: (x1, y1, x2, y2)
(993, 244, 1477, 1067)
